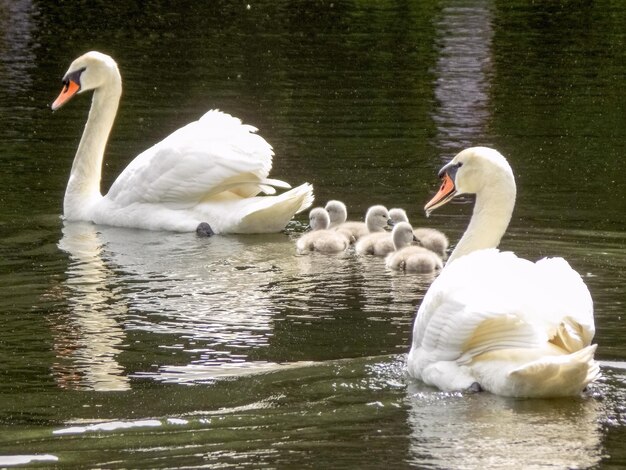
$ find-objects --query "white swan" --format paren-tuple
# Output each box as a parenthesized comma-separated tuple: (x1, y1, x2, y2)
(296, 207, 350, 254)
(407, 147, 598, 397)
(354, 205, 394, 255)
(388, 208, 449, 258)
(323, 200, 363, 243)
(385, 222, 443, 273)
(51, 51, 313, 234)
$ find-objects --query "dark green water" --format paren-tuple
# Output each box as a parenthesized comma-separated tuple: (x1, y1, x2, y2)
(1, 0, 625, 468)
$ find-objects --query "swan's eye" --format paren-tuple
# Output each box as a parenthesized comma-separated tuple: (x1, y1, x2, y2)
(62, 79, 69, 92)
(457, 162, 463, 168)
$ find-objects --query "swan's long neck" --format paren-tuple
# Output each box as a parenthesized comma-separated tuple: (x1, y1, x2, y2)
(447, 178, 516, 265)
(64, 79, 121, 220)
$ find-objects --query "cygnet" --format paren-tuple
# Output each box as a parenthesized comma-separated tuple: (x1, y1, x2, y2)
(388, 207, 449, 258)
(354, 205, 393, 255)
(385, 222, 443, 273)
(325, 200, 367, 243)
(296, 207, 351, 254)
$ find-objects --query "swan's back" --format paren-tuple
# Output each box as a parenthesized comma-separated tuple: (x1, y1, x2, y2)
(413, 250, 594, 352)
(107, 110, 274, 206)
(408, 249, 597, 396)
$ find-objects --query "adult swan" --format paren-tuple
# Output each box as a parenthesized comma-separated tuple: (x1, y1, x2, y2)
(52, 51, 313, 234)
(407, 147, 598, 397)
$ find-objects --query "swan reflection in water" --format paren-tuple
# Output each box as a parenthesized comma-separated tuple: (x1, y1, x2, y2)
(52, 222, 130, 391)
(405, 382, 604, 468)
(54, 222, 317, 387)
(52, 220, 426, 388)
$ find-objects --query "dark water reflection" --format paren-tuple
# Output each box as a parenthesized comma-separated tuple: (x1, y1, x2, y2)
(49, 221, 422, 389)
(1, 0, 625, 468)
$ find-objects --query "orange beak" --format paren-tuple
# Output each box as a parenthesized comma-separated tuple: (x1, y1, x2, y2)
(51, 79, 80, 111)
(424, 172, 457, 217)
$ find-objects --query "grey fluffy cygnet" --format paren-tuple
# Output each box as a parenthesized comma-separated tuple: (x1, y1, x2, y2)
(385, 222, 443, 273)
(324, 200, 368, 243)
(388, 208, 449, 259)
(354, 206, 396, 255)
(296, 207, 350, 254)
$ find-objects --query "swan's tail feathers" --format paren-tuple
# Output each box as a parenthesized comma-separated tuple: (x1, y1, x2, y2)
(234, 183, 314, 233)
(256, 178, 293, 196)
(508, 344, 599, 397)
(262, 178, 292, 190)
(292, 182, 314, 214)
(549, 317, 587, 354)
(205, 173, 295, 199)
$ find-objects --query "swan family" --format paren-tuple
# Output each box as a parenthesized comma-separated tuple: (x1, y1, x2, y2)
(296, 202, 447, 274)
(53, 52, 598, 397)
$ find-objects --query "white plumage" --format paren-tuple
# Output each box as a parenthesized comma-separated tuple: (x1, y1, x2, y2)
(407, 147, 598, 397)
(53, 51, 313, 234)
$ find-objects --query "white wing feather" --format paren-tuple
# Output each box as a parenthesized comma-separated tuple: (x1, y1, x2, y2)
(106, 110, 277, 206)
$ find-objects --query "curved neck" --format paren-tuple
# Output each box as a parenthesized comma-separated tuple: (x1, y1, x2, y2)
(446, 179, 516, 265)
(64, 81, 121, 219)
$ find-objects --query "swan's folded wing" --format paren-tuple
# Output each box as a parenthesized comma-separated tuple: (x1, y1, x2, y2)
(534, 257, 595, 347)
(415, 295, 547, 365)
(412, 249, 547, 363)
(412, 249, 595, 366)
(106, 110, 278, 206)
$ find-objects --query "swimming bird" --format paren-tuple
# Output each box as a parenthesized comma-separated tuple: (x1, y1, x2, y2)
(52, 51, 313, 234)
(388, 208, 449, 258)
(354, 205, 394, 255)
(385, 222, 443, 273)
(325, 200, 348, 229)
(407, 147, 598, 397)
(296, 207, 350, 254)
(324, 200, 367, 242)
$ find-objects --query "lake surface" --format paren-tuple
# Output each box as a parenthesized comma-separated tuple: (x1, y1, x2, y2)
(1, 0, 625, 468)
